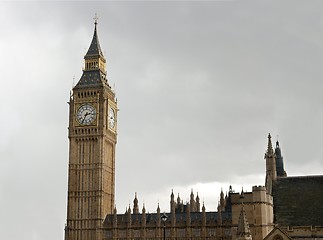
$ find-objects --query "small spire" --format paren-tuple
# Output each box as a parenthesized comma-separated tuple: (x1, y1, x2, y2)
(133, 192, 139, 214)
(177, 193, 181, 204)
(236, 205, 252, 240)
(84, 17, 104, 58)
(142, 203, 146, 213)
(113, 205, 117, 214)
(190, 189, 194, 199)
(265, 133, 274, 158)
(240, 187, 245, 201)
(275, 138, 287, 177)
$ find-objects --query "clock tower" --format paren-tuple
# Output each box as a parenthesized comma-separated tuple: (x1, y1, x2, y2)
(65, 19, 117, 240)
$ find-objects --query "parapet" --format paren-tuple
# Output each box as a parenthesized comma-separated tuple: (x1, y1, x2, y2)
(252, 185, 266, 191)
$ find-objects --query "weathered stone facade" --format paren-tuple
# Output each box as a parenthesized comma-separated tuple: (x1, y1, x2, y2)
(65, 20, 117, 240)
(103, 187, 274, 240)
(65, 21, 323, 240)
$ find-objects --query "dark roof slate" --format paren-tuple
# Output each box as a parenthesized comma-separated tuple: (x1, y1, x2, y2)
(85, 23, 104, 58)
(74, 70, 109, 89)
(273, 175, 323, 226)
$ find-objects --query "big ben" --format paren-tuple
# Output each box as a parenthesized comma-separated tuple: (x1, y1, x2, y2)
(65, 19, 117, 240)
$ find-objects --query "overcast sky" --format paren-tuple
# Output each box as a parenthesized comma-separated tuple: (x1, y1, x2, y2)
(1, 1, 323, 240)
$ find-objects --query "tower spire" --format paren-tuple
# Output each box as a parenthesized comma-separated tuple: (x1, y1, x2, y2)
(133, 192, 139, 214)
(74, 19, 109, 89)
(265, 133, 277, 194)
(275, 140, 287, 177)
(265, 133, 274, 157)
(85, 17, 104, 59)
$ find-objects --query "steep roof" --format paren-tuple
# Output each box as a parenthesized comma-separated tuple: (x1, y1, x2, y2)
(74, 22, 109, 90)
(85, 22, 104, 58)
(75, 70, 108, 89)
(272, 175, 323, 226)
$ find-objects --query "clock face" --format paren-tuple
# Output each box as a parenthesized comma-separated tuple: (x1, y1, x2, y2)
(76, 104, 96, 125)
(108, 107, 115, 129)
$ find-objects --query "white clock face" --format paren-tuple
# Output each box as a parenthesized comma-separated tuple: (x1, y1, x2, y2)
(76, 104, 96, 125)
(108, 107, 115, 129)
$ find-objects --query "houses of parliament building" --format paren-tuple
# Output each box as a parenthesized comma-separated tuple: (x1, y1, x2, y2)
(64, 21, 323, 240)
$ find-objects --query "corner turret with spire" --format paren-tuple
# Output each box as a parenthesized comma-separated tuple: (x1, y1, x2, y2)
(265, 133, 277, 194)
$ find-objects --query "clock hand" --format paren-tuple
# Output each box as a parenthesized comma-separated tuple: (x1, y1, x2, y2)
(81, 112, 90, 123)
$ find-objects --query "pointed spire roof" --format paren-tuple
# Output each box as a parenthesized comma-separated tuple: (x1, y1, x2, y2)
(85, 19, 104, 59)
(74, 17, 110, 89)
(240, 187, 244, 198)
(133, 193, 139, 214)
(265, 133, 274, 158)
(114, 205, 117, 214)
(237, 205, 252, 240)
(142, 203, 146, 213)
(196, 192, 200, 201)
(275, 140, 287, 177)
(190, 189, 194, 199)
(134, 192, 138, 203)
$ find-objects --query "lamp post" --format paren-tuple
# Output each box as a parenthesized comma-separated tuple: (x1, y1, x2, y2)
(161, 212, 168, 240)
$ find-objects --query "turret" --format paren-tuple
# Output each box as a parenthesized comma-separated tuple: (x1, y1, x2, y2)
(202, 203, 206, 226)
(127, 205, 131, 227)
(186, 203, 191, 227)
(142, 204, 146, 227)
(217, 203, 222, 224)
(133, 192, 139, 214)
(220, 188, 225, 211)
(156, 203, 161, 227)
(275, 140, 287, 177)
(190, 189, 196, 212)
(170, 190, 176, 226)
(177, 193, 181, 205)
(265, 133, 277, 194)
(170, 190, 175, 211)
(196, 193, 200, 212)
(236, 191, 252, 240)
(113, 206, 117, 228)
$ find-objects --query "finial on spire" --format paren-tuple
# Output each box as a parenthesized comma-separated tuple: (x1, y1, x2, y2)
(94, 13, 98, 25)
